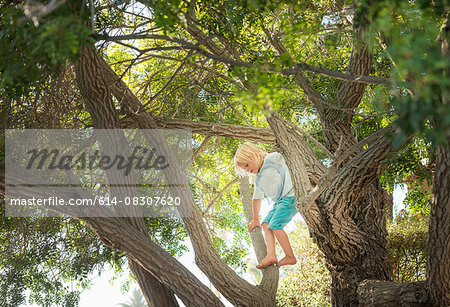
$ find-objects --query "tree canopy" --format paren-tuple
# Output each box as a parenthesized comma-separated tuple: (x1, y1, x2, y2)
(1, 0, 449, 306)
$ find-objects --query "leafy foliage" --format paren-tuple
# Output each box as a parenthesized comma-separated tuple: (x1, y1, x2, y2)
(359, 0, 450, 146)
(276, 223, 331, 307)
(0, 1, 93, 98)
(381, 134, 433, 215)
(0, 216, 122, 307)
(387, 215, 428, 283)
(145, 217, 188, 258)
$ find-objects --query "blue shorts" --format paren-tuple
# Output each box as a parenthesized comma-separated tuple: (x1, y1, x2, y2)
(262, 197, 297, 230)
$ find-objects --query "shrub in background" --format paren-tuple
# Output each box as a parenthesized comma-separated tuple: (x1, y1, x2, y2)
(387, 213, 428, 282)
(276, 222, 331, 307)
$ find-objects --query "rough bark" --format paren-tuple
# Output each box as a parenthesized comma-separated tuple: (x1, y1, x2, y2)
(358, 280, 429, 307)
(321, 180, 391, 306)
(121, 115, 277, 144)
(426, 13, 450, 307)
(427, 134, 450, 307)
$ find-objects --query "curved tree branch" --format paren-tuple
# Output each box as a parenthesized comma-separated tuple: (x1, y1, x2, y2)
(121, 116, 277, 144)
(239, 176, 279, 297)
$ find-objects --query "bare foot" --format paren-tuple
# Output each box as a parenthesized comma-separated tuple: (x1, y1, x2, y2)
(256, 256, 278, 270)
(277, 256, 297, 267)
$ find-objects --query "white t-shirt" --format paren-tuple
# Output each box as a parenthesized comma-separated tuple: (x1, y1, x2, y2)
(252, 152, 295, 203)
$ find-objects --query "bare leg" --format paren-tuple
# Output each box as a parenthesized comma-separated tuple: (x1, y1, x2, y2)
(256, 223, 278, 269)
(272, 229, 297, 267)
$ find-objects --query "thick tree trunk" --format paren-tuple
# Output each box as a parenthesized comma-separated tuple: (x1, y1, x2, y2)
(307, 34, 392, 306)
(312, 182, 391, 307)
(427, 135, 450, 307)
(426, 13, 450, 307)
(267, 114, 395, 306)
(311, 132, 395, 306)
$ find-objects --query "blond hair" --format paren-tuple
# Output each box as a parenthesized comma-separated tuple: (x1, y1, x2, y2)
(234, 142, 268, 176)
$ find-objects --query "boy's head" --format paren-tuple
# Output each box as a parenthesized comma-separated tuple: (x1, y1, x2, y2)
(234, 142, 268, 176)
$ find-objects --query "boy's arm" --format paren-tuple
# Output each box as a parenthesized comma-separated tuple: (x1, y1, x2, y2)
(252, 198, 262, 221)
(248, 198, 262, 232)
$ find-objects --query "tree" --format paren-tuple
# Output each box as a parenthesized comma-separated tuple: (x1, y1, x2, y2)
(1, 0, 449, 306)
(357, 2, 450, 306)
(426, 10, 450, 307)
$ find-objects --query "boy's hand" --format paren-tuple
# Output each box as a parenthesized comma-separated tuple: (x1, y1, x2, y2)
(247, 219, 261, 232)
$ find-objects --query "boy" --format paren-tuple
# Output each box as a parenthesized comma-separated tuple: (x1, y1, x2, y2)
(234, 142, 297, 269)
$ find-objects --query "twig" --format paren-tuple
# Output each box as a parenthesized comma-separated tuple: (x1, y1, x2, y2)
(141, 49, 195, 109)
(102, 34, 392, 85)
(89, 0, 95, 32)
(182, 136, 212, 169)
(203, 178, 239, 215)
